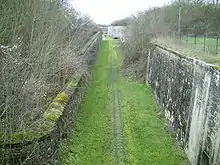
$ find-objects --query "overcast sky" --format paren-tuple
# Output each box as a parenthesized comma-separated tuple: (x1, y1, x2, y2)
(70, 0, 171, 24)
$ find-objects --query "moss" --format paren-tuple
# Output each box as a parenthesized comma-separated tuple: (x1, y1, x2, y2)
(211, 65, 220, 70)
(41, 121, 55, 132)
(10, 131, 41, 144)
(44, 92, 69, 121)
(0, 75, 84, 145)
(66, 81, 76, 88)
(1, 121, 55, 144)
(54, 92, 69, 104)
(0, 77, 83, 145)
(43, 102, 65, 121)
(44, 108, 63, 121)
(50, 102, 65, 109)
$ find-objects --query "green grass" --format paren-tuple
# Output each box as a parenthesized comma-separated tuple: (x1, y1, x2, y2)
(61, 40, 114, 165)
(155, 37, 220, 65)
(117, 80, 189, 165)
(182, 36, 218, 54)
(113, 41, 189, 165)
(180, 37, 220, 64)
(61, 39, 190, 165)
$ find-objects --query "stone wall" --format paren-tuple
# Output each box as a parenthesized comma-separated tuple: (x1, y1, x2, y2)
(0, 32, 102, 165)
(147, 43, 220, 165)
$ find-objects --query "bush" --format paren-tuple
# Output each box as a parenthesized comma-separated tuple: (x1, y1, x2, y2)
(0, 0, 97, 133)
(121, 15, 152, 80)
(120, 8, 168, 80)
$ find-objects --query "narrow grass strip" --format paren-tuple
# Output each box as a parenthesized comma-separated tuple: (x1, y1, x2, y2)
(61, 40, 114, 165)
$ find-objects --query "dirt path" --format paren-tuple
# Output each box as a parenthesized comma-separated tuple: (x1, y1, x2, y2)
(61, 39, 190, 165)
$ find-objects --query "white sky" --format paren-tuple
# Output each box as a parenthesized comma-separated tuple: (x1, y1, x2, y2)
(70, 0, 171, 24)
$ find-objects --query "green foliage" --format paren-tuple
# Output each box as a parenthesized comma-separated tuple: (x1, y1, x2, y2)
(162, 1, 220, 35)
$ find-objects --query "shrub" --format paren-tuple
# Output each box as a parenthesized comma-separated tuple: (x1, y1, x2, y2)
(0, 0, 97, 133)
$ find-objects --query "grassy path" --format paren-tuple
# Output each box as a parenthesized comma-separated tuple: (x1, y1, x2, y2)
(61, 39, 189, 165)
(108, 41, 127, 164)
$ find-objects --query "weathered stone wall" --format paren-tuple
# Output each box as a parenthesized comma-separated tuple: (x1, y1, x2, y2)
(147, 43, 220, 165)
(0, 32, 102, 165)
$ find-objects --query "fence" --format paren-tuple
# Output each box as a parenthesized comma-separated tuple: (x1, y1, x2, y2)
(170, 33, 220, 55)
